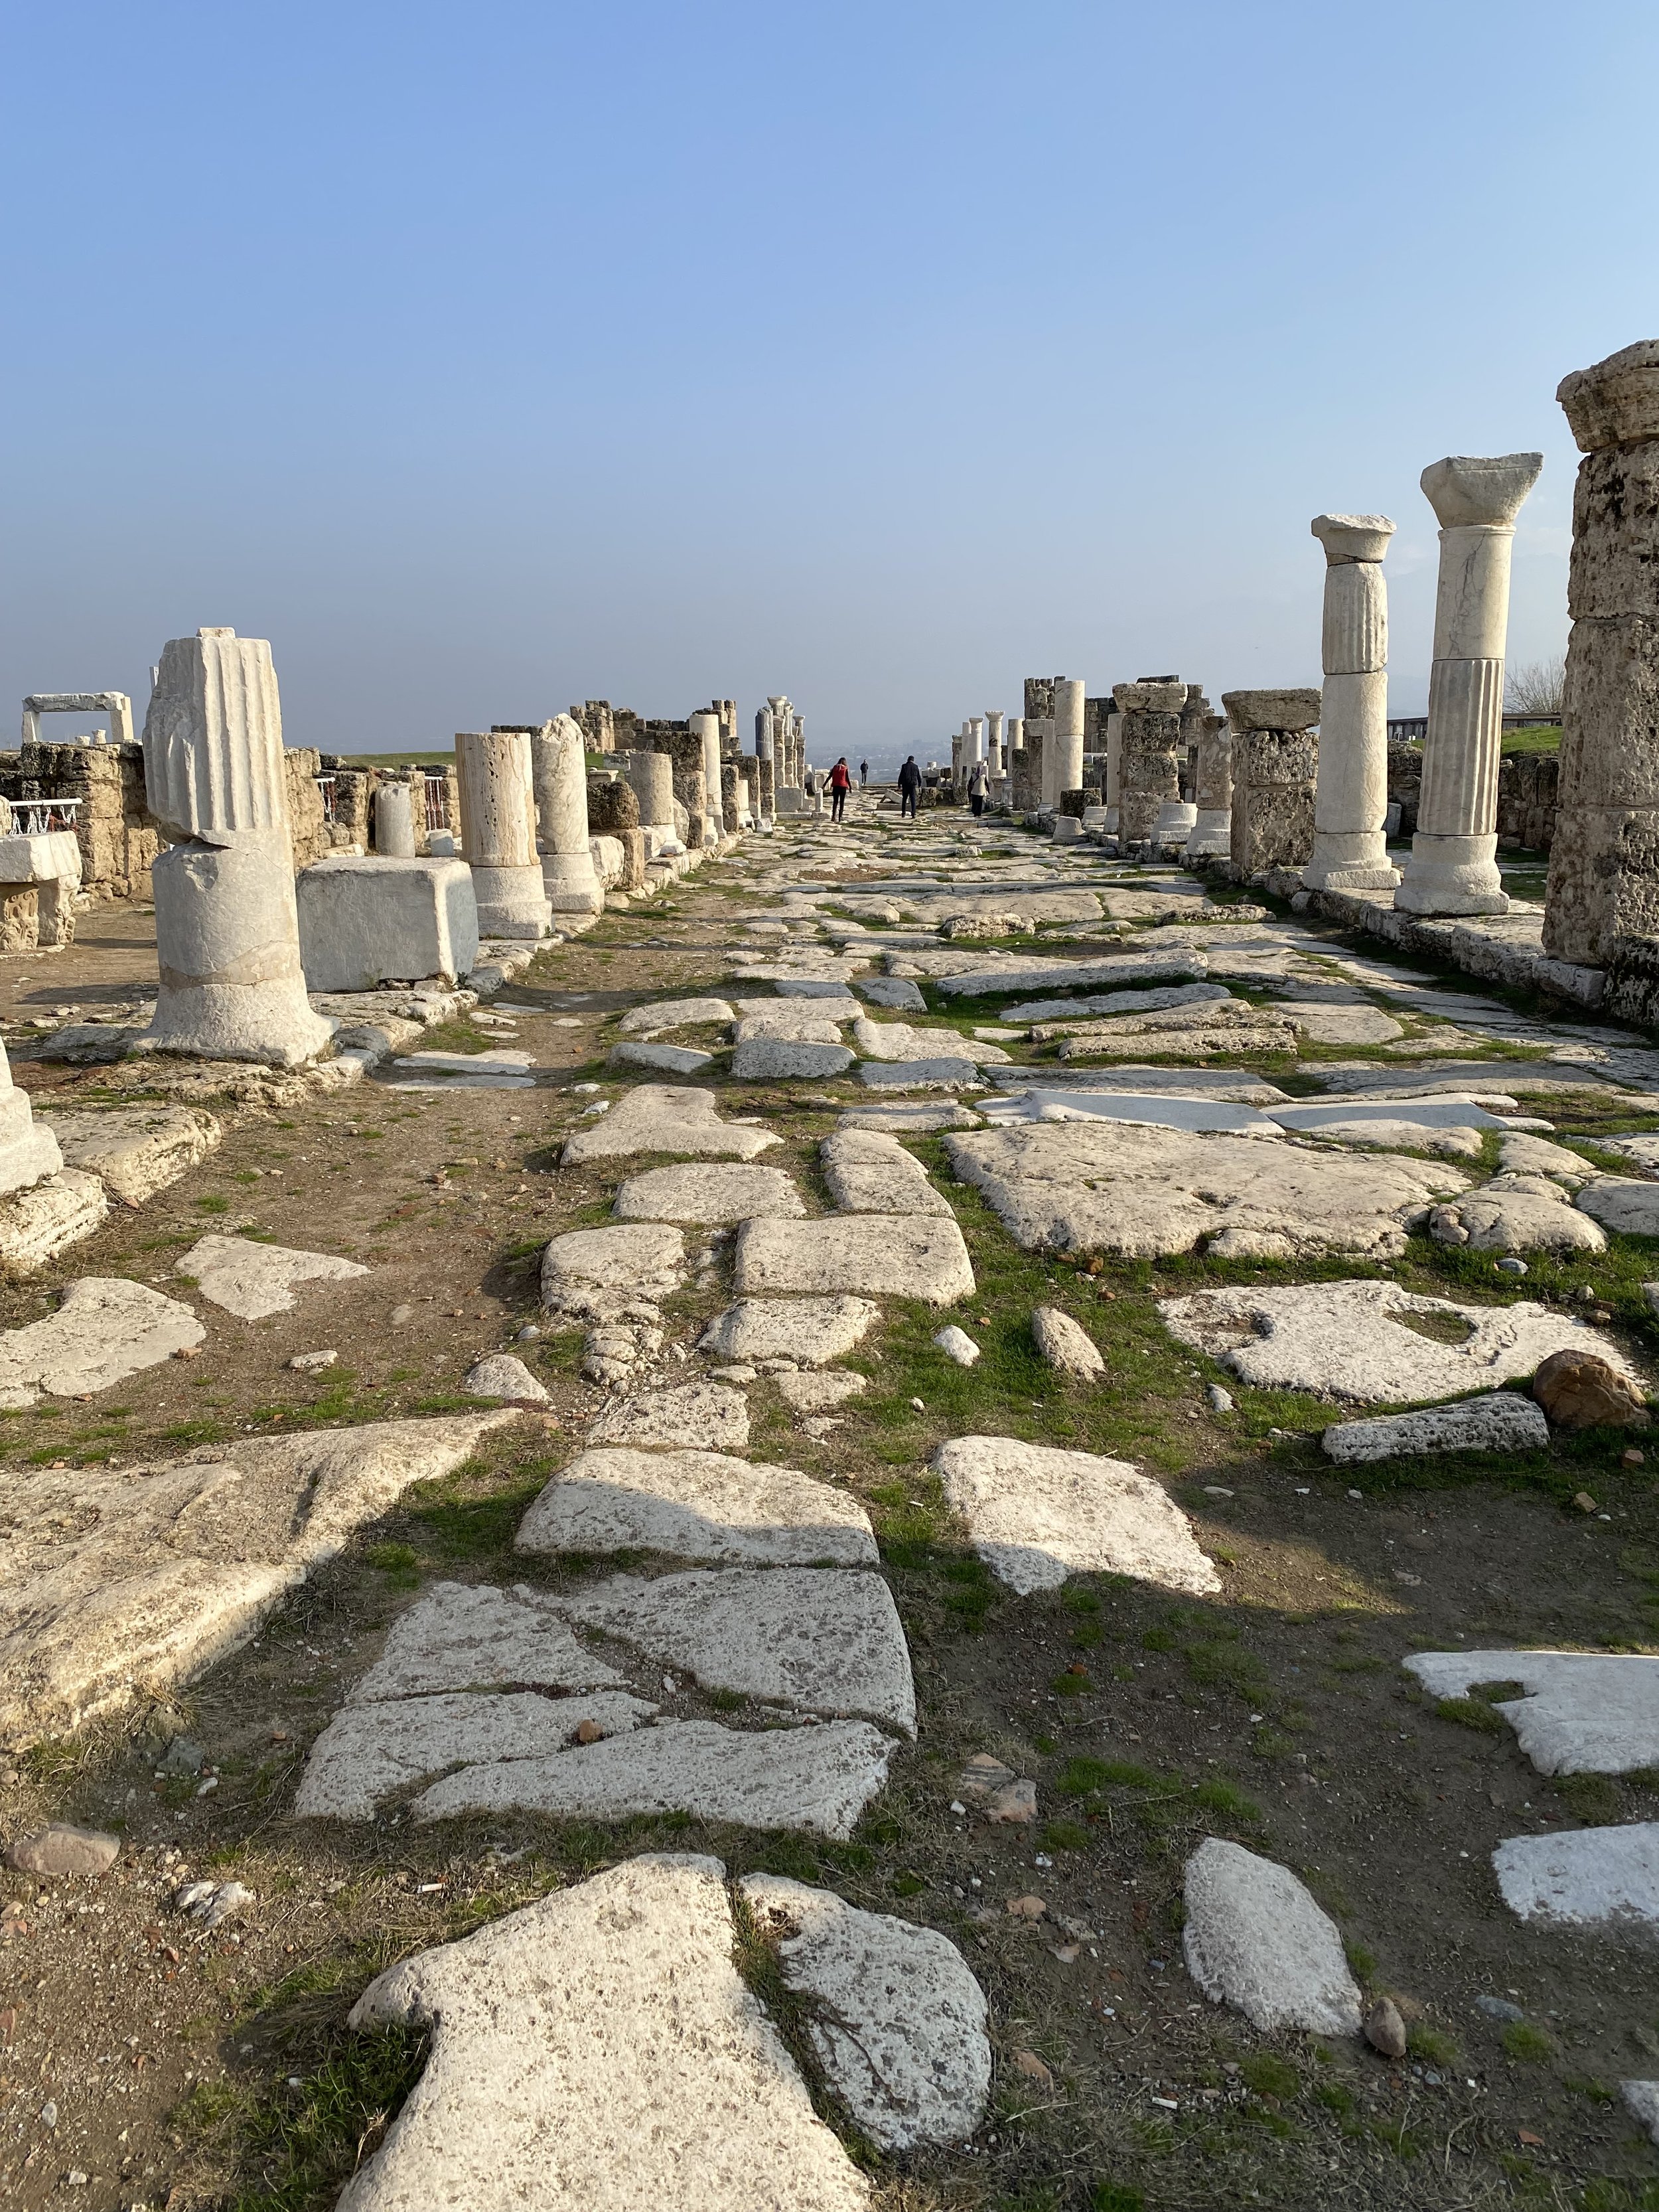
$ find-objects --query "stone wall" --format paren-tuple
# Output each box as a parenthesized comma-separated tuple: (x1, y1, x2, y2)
(0, 741, 165, 903)
(1496, 753, 1559, 851)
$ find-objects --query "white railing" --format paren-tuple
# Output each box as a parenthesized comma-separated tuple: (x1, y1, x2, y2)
(422, 774, 449, 832)
(9, 798, 82, 835)
(314, 775, 338, 824)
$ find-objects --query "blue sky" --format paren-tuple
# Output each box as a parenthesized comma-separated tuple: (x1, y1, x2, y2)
(5, 1, 1656, 773)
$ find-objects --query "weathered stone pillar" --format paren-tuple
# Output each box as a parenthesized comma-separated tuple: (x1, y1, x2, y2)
(691, 711, 724, 842)
(754, 713, 776, 822)
(1224, 690, 1321, 874)
(1187, 713, 1232, 855)
(1103, 704, 1122, 831)
(986, 711, 1005, 777)
(532, 714, 604, 914)
(1305, 514, 1398, 890)
(618, 749, 678, 848)
(1396, 453, 1543, 915)
(1544, 341, 1659, 966)
(456, 729, 552, 938)
(374, 780, 417, 857)
(1114, 679, 1186, 845)
(1052, 680, 1085, 807)
(141, 628, 334, 1065)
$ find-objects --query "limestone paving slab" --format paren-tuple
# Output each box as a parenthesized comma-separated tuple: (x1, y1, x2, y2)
(561, 1084, 780, 1165)
(853, 976, 927, 1010)
(1159, 1280, 1634, 1403)
(775, 1368, 869, 1413)
(1499, 1134, 1599, 1183)
(1492, 1823, 1659, 1927)
(837, 1102, 982, 1133)
(353, 1580, 624, 1702)
(38, 1104, 220, 1204)
(735, 1215, 974, 1304)
(516, 1445, 878, 1566)
(1576, 1179, 1659, 1236)
(1323, 1392, 1548, 1463)
(588, 1380, 752, 1452)
(1403, 1650, 1659, 1775)
(936, 954, 1208, 998)
(1303, 1118, 1486, 1159)
(851, 1017, 1009, 1065)
(978, 1090, 1277, 1136)
(699, 1296, 881, 1364)
(613, 1162, 806, 1224)
(1183, 1838, 1363, 2036)
(1433, 1179, 1607, 1255)
(609, 1041, 713, 1076)
(616, 997, 735, 1035)
(733, 1037, 856, 1080)
(541, 1224, 685, 1317)
(558, 1568, 916, 1734)
(933, 1436, 1220, 1597)
(741, 1874, 991, 2150)
(733, 1009, 849, 1045)
(820, 1130, 952, 1215)
(1601, 1133, 1659, 1174)
(854, 1057, 983, 1090)
(1002, 982, 1233, 1023)
(177, 1233, 369, 1321)
(336, 1856, 871, 2212)
(0, 1277, 204, 1408)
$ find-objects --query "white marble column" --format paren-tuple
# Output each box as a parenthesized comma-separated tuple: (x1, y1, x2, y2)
(690, 709, 725, 843)
(0, 1037, 60, 1195)
(141, 628, 334, 1065)
(457, 729, 553, 938)
(985, 711, 1005, 778)
(1396, 453, 1543, 915)
(532, 714, 605, 913)
(374, 780, 417, 857)
(1052, 680, 1085, 802)
(1305, 514, 1400, 891)
(969, 715, 985, 762)
(1187, 712, 1233, 856)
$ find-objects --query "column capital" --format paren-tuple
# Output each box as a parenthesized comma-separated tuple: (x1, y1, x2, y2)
(1311, 513, 1394, 563)
(1421, 452, 1543, 530)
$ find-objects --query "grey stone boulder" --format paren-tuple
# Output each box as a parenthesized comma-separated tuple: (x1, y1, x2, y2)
(1031, 1305, 1106, 1381)
(854, 976, 927, 1011)
(855, 1057, 982, 1090)
(1183, 1838, 1363, 2035)
(1322, 1391, 1548, 1463)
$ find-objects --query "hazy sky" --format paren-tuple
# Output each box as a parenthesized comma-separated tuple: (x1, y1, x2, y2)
(6, 1, 1657, 773)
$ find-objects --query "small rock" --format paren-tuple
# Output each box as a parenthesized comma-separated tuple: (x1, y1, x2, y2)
(1364, 1996, 1407, 2057)
(1011, 2048, 1053, 2087)
(933, 1325, 979, 1367)
(175, 1879, 255, 1929)
(514, 1325, 541, 1344)
(1031, 1305, 1106, 1382)
(1207, 1383, 1234, 1413)
(287, 1349, 338, 1373)
(985, 1779, 1038, 1823)
(575, 1719, 605, 1745)
(1495, 1256, 1528, 1276)
(1573, 1491, 1599, 1514)
(390, 1303, 415, 1326)
(1533, 1347, 1649, 1430)
(1625, 1447, 1646, 1467)
(39, 2101, 56, 2127)
(1475, 1994, 1526, 2023)
(158, 1735, 206, 1777)
(910, 1396, 924, 1411)
(4, 1824, 119, 1877)
(463, 1353, 553, 1408)
(1005, 1893, 1047, 1920)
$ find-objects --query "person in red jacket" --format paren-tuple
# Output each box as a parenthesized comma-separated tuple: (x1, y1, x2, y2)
(828, 755, 852, 822)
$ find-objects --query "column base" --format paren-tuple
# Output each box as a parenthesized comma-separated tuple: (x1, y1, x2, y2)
(1394, 832, 1508, 915)
(472, 863, 553, 939)
(543, 851, 605, 915)
(1185, 809, 1231, 857)
(145, 839, 337, 1066)
(1153, 802, 1198, 844)
(1303, 830, 1398, 892)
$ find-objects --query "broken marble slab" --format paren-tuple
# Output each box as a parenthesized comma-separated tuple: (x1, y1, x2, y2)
(0, 1412, 523, 1743)
(1001, 982, 1233, 1023)
(853, 976, 927, 1011)
(177, 1234, 369, 1321)
(540, 1224, 685, 1319)
(557, 1568, 915, 1734)
(699, 1296, 880, 1365)
(1599, 1133, 1659, 1175)
(837, 1102, 982, 1134)
(1160, 1280, 1634, 1404)
(516, 1445, 878, 1566)
(935, 954, 1208, 998)
(977, 1090, 1278, 1136)
(733, 1038, 856, 1080)
(353, 1580, 623, 1702)
(932, 1436, 1219, 1597)
(37, 1104, 220, 1205)
(609, 1041, 713, 1076)
(587, 1380, 752, 1453)
(991, 1066, 1290, 1103)
(819, 1130, 952, 1216)
(1622, 2081, 1659, 2151)
(389, 1048, 537, 1090)
(741, 1874, 990, 2150)
(735, 1215, 974, 1304)
(561, 1084, 780, 1165)
(1403, 1650, 1659, 1775)
(336, 1856, 872, 2212)
(1575, 1179, 1659, 1236)
(613, 1162, 806, 1224)
(1499, 1134, 1597, 1183)
(461, 1352, 551, 1406)
(851, 1017, 1009, 1065)
(0, 1277, 204, 1408)
(1302, 1118, 1486, 1159)
(1431, 1175, 1607, 1255)
(853, 1057, 983, 1091)
(733, 1007, 851, 1044)
(1267, 1100, 1505, 1132)
(1491, 1823, 1659, 1928)
(616, 997, 735, 1036)
(946, 1122, 1466, 1263)
(0, 1169, 108, 1277)
(1183, 1838, 1363, 2037)
(1277, 1002, 1405, 1045)
(1323, 1392, 1548, 1463)
(415, 1716, 898, 1838)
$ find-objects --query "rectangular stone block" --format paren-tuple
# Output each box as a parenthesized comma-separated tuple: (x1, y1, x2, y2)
(1543, 802, 1659, 965)
(297, 856, 480, 992)
(1568, 445, 1659, 621)
(1554, 615, 1659, 810)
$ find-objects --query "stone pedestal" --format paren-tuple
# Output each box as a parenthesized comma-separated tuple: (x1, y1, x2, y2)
(0, 829, 82, 948)
(456, 729, 551, 939)
(1114, 679, 1185, 844)
(0, 1040, 62, 1197)
(1102, 706, 1122, 833)
(374, 782, 417, 857)
(532, 715, 605, 914)
(1305, 514, 1399, 890)
(1224, 690, 1322, 874)
(1544, 342, 1659, 966)
(618, 750, 678, 847)
(1155, 802, 1198, 847)
(141, 628, 334, 1065)
(1396, 454, 1542, 915)
(1188, 713, 1232, 856)
(297, 856, 479, 990)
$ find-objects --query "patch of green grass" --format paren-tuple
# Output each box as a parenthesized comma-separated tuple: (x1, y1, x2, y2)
(1058, 1755, 1165, 1796)
(1183, 1639, 1267, 1697)
(1552, 1773, 1625, 1824)
(1092, 2186, 1145, 2212)
(1434, 1694, 1505, 1732)
(195, 1193, 230, 1213)
(1192, 1779, 1262, 1824)
(1410, 2024, 1461, 2066)
(1501, 2020, 1556, 2063)
(1315, 2081, 1354, 2116)
(1241, 2053, 1299, 2101)
(1041, 1819, 1090, 1852)
(407, 1469, 552, 1564)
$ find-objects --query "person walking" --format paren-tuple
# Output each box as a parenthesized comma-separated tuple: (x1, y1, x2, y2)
(829, 756, 851, 822)
(897, 754, 921, 819)
(968, 756, 989, 818)
(859, 759, 868, 787)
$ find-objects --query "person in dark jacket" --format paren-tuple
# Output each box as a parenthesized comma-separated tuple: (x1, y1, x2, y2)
(897, 755, 921, 819)
(859, 758, 869, 787)
(829, 756, 851, 821)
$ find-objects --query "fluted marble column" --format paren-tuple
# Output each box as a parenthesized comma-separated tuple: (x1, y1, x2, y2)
(1396, 453, 1542, 915)
(1052, 680, 1085, 804)
(1187, 711, 1232, 856)
(986, 711, 1005, 778)
(1305, 514, 1399, 891)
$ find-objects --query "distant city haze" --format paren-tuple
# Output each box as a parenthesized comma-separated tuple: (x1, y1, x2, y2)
(6, 1, 1652, 767)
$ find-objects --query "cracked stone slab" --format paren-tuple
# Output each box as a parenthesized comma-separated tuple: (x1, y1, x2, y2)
(741, 1875, 991, 2150)
(38, 1104, 220, 1204)
(0, 1277, 204, 1409)
(837, 1102, 982, 1133)
(851, 1017, 1008, 1065)
(854, 1057, 983, 1090)
(353, 1580, 622, 1702)
(517, 1445, 878, 1566)
(1600, 1133, 1659, 1174)
(541, 1224, 685, 1317)
(733, 1005, 851, 1042)
(732, 1037, 856, 1080)
(699, 1297, 881, 1364)
(1305, 1118, 1486, 1159)
(933, 1436, 1219, 1597)
(609, 1041, 713, 1076)
(1277, 1002, 1405, 1044)
(616, 997, 735, 1036)
(1159, 1280, 1635, 1404)
(1403, 1650, 1659, 1775)
(177, 1234, 369, 1320)
(587, 1380, 752, 1453)
(559, 1568, 915, 1734)
(820, 1130, 952, 1215)
(414, 1717, 898, 1838)
(936, 955, 1206, 999)
(0, 1412, 523, 1744)
(613, 1162, 806, 1223)
(1001, 982, 1232, 1023)
(1432, 1178, 1607, 1255)
(1183, 1838, 1363, 2036)
(0, 1169, 109, 1277)
(1323, 1392, 1548, 1463)
(735, 1215, 974, 1304)
(561, 1084, 780, 1165)
(1498, 1134, 1597, 1184)
(947, 1122, 1467, 1263)
(1576, 1179, 1659, 1236)
(1492, 1823, 1659, 1927)
(853, 976, 926, 1010)
(336, 1856, 871, 2211)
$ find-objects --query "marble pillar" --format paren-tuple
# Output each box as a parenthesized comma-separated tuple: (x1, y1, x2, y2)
(986, 711, 1005, 778)
(141, 628, 335, 1065)
(1114, 679, 1186, 845)
(1543, 340, 1659, 966)
(1396, 453, 1544, 915)
(457, 729, 552, 937)
(1187, 713, 1232, 856)
(532, 714, 605, 913)
(0, 1036, 60, 1195)
(619, 749, 679, 848)
(1224, 690, 1322, 875)
(1305, 513, 1398, 890)
(691, 710, 725, 842)
(374, 780, 417, 857)
(969, 715, 985, 763)
(1052, 680, 1086, 804)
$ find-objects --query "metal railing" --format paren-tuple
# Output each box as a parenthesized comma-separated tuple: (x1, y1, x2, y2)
(7, 798, 82, 835)
(314, 775, 338, 824)
(421, 774, 449, 832)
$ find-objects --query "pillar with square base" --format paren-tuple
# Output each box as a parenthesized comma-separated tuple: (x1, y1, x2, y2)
(456, 730, 552, 938)
(1305, 514, 1399, 891)
(531, 716, 605, 914)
